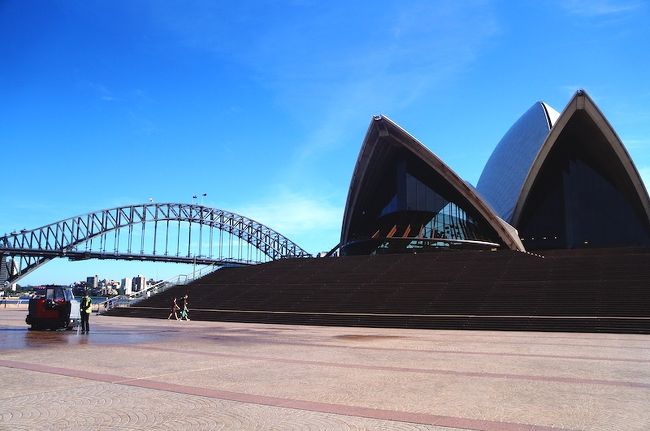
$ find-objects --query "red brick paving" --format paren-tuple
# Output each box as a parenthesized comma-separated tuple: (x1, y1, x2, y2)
(0, 358, 570, 431)
(125, 344, 650, 389)
(2, 310, 650, 430)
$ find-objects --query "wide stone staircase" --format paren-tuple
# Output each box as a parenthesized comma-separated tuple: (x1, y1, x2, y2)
(107, 248, 650, 333)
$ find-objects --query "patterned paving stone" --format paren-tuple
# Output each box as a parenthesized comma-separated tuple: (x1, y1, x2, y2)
(1, 310, 650, 430)
(1, 381, 452, 431)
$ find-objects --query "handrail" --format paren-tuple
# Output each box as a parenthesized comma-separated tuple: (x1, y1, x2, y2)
(100, 264, 221, 311)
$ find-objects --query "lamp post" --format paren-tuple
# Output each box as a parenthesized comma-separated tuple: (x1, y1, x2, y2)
(191, 193, 207, 277)
(192, 193, 207, 206)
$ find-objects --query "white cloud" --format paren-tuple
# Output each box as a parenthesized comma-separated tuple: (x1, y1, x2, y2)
(559, 0, 642, 16)
(232, 190, 343, 237)
(149, 1, 500, 168)
(141, 2, 501, 251)
(279, 2, 499, 180)
(82, 81, 119, 102)
(559, 85, 586, 99)
(622, 138, 650, 150)
(228, 189, 344, 254)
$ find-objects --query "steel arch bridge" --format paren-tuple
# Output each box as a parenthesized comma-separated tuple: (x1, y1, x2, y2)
(0, 202, 312, 284)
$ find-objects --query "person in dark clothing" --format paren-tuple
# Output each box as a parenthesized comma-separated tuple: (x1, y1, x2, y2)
(80, 291, 92, 334)
(180, 294, 190, 321)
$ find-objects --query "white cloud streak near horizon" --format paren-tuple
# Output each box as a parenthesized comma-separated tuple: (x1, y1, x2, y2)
(230, 190, 343, 252)
(559, 0, 643, 16)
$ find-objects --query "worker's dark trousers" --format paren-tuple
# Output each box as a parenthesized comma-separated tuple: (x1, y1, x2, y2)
(81, 311, 90, 333)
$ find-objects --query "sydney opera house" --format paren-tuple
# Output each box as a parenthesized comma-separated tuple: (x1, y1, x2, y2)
(118, 90, 650, 332)
(341, 89, 649, 255)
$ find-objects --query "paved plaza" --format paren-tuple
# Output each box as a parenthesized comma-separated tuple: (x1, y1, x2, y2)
(1, 308, 650, 430)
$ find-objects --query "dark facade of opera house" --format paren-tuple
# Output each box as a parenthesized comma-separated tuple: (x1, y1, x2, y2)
(339, 90, 650, 256)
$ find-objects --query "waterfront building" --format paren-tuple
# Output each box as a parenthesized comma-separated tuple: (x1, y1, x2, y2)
(121, 277, 132, 296)
(477, 90, 650, 250)
(341, 90, 649, 254)
(132, 275, 146, 293)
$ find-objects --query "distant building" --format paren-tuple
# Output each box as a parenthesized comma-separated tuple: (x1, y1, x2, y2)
(132, 275, 146, 292)
(0, 257, 19, 289)
(340, 90, 649, 255)
(121, 277, 132, 295)
(86, 275, 98, 289)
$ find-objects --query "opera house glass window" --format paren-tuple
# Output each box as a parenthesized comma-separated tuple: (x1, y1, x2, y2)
(477, 90, 650, 251)
(344, 157, 498, 255)
(341, 115, 525, 255)
(518, 115, 650, 249)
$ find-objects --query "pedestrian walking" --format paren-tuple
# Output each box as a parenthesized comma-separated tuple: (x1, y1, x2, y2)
(168, 296, 180, 320)
(180, 294, 190, 321)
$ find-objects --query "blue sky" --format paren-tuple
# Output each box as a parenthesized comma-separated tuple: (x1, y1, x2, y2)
(2, 0, 649, 285)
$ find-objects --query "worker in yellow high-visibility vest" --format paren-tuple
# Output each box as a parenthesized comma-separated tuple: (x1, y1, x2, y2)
(80, 291, 92, 334)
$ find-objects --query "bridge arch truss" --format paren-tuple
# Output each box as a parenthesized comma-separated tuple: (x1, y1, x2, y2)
(0, 203, 312, 284)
